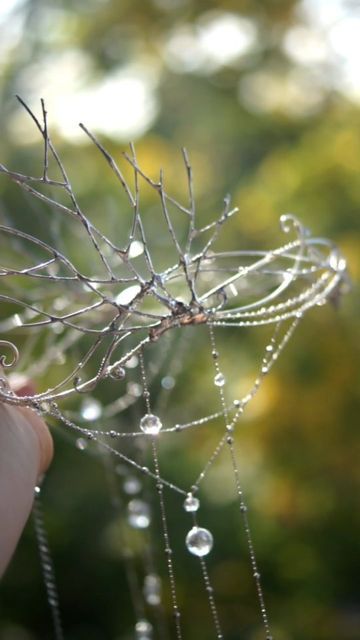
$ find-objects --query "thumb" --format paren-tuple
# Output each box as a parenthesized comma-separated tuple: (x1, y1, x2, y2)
(0, 388, 53, 577)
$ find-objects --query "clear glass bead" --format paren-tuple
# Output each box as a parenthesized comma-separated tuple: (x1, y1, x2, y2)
(109, 365, 126, 380)
(183, 493, 200, 512)
(214, 372, 225, 387)
(128, 240, 144, 258)
(126, 355, 139, 368)
(128, 499, 151, 529)
(186, 526, 213, 557)
(140, 413, 162, 435)
(76, 437, 88, 451)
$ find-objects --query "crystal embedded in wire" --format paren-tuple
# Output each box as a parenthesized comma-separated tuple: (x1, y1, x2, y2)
(109, 365, 126, 380)
(183, 493, 200, 512)
(128, 499, 151, 529)
(140, 413, 162, 435)
(186, 526, 213, 557)
(214, 372, 226, 387)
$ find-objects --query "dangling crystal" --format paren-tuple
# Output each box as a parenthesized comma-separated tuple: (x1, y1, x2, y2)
(183, 493, 200, 512)
(123, 476, 142, 495)
(140, 413, 162, 435)
(76, 437, 88, 451)
(186, 526, 213, 557)
(128, 240, 144, 258)
(214, 372, 225, 387)
(143, 573, 161, 606)
(116, 284, 141, 305)
(80, 398, 102, 421)
(110, 365, 126, 380)
(126, 354, 139, 368)
(128, 499, 151, 529)
(135, 619, 153, 639)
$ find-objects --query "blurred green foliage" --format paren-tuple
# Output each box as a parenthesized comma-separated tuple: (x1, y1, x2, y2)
(0, 1, 359, 639)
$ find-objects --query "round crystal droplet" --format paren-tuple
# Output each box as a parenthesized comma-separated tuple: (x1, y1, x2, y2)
(183, 493, 200, 512)
(128, 499, 151, 529)
(135, 619, 153, 640)
(76, 437, 88, 451)
(186, 526, 213, 557)
(128, 240, 144, 258)
(126, 355, 139, 368)
(214, 373, 225, 387)
(110, 365, 126, 380)
(143, 573, 161, 606)
(140, 413, 162, 435)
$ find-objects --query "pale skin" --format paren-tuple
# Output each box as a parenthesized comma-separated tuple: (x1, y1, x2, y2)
(0, 378, 53, 577)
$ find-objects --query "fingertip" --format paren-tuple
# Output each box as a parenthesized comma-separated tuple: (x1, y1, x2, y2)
(6, 372, 54, 476)
(17, 407, 54, 476)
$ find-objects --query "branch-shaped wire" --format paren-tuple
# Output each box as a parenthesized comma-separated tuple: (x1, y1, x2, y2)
(0, 98, 348, 406)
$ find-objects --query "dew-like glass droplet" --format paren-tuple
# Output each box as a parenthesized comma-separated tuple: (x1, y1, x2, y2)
(214, 372, 226, 387)
(110, 365, 126, 380)
(128, 240, 144, 258)
(183, 493, 200, 512)
(140, 413, 162, 435)
(116, 284, 141, 306)
(143, 573, 161, 606)
(186, 526, 213, 557)
(80, 398, 102, 421)
(126, 354, 139, 368)
(128, 499, 151, 529)
(135, 619, 153, 640)
(76, 437, 88, 451)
